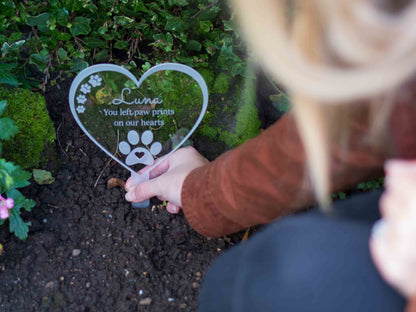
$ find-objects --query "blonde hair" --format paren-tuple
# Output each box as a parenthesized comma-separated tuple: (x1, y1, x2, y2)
(231, 0, 416, 206)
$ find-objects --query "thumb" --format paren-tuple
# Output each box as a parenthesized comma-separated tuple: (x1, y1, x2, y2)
(125, 178, 161, 202)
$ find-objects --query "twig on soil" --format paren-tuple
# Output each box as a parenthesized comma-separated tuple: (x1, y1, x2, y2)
(79, 148, 88, 157)
(94, 158, 112, 188)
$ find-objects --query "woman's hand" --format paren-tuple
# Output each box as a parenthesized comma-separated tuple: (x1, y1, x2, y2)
(370, 160, 416, 297)
(124, 146, 209, 214)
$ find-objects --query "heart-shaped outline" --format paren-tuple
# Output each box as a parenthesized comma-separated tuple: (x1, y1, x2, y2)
(69, 63, 208, 179)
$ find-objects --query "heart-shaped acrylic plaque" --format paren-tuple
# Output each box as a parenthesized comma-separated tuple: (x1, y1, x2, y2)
(69, 63, 208, 206)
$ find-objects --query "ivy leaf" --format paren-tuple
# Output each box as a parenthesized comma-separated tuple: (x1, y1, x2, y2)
(29, 53, 50, 72)
(165, 17, 188, 32)
(186, 40, 201, 51)
(71, 17, 91, 36)
(70, 59, 88, 73)
(26, 13, 51, 32)
(0, 70, 19, 87)
(168, 0, 189, 5)
(200, 20, 213, 33)
(0, 63, 17, 71)
(0, 117, 18, 140)
(231, 62, 245, 77)
(114, 16, 135, 26)
(0, 100, 7, 116)
(1, 40, 25, 57)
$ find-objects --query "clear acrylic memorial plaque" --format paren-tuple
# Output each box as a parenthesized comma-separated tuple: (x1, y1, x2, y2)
(69, 64, 208, 207)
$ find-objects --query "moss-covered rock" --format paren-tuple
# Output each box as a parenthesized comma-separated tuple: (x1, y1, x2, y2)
(0, 88, 55, 169)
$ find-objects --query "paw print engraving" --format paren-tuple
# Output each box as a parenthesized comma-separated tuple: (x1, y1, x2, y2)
(80, 83, 91, 94)
(88, 74, 102, 87)
(119, 130, 162, 166)
(76, 106, 85, 114)
(77, 94, 87, 104)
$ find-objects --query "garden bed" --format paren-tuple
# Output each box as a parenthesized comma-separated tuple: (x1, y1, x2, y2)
(0, 76, 246, 312)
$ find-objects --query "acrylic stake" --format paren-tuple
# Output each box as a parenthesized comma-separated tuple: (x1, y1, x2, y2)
(69, 63, 208, 207)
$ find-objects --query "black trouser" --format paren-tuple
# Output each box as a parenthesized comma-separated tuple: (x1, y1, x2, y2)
(199, 190, 406, 312)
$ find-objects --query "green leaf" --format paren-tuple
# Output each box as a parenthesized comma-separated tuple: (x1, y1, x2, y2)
(71, 17, 91, 36)
(6, 188, 24, 209)
(94, 49, 109, 62)
(8, 208, 30, 240)
(165, 17, 188, 32)
(114, 40, 128, 50)
(57, 48, 68, 60)
(26, 13, 51, 32)
(1, 40, 25, 56)
(231, 62, 245, 77)
(0, 70, 19, 87)
(0, 63, 17, 71)
(0, 100, 7, 116)
(56, 32, 72, 41)
(0, 117, 18, 140)
(114, 16, 135, 26)
(84, 38, 107, 49)
(0, 168, 13, 190)
(186, 40, 201, 51)
(223, 20, 235, 32)
(70, 60, 88, 73)
(168, 0, 189, 5)
(11, 167, 31, 189)
(33, 169, 55, 185)
(29, 53, 50, 72)
(200, 20, 213, 33)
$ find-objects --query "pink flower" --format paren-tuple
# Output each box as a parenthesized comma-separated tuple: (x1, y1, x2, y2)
(0, 194, 14, 220)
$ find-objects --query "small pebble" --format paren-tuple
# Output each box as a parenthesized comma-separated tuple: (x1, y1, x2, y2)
(45, 281, 56, 288)
(72, 249, 81, 257)
(86, 282, 91, 288)
(168, 298, 174, 302)
(179, 303, 187, 309)
(139, 289, 144, 295)
(139, 297, 152, 305)
(192, 282, 200, 289)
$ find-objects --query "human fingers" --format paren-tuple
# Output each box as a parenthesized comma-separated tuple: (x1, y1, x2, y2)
(125, 178, 162, 202)
(166, 202, 181, 214)
(125, 158, 170, 190)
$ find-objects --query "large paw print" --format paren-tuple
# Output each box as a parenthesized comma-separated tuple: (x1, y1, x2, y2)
(119, 130, 162, 166)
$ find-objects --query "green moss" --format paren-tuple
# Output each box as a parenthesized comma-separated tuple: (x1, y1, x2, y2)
(0, 88, 55, 169)
(213, 72, 230, 94)
(231, 67, 261, 147)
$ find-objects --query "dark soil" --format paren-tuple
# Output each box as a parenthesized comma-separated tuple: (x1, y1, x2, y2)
(0, 76, 250, 312)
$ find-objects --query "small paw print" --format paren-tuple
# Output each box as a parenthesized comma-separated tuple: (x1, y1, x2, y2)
(76, 106, 86, 114)
(89, 74, 102, 87)
(119, 130, 162, 166)
(80, 83, 91, 94)
(77, 94, 87, 104)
